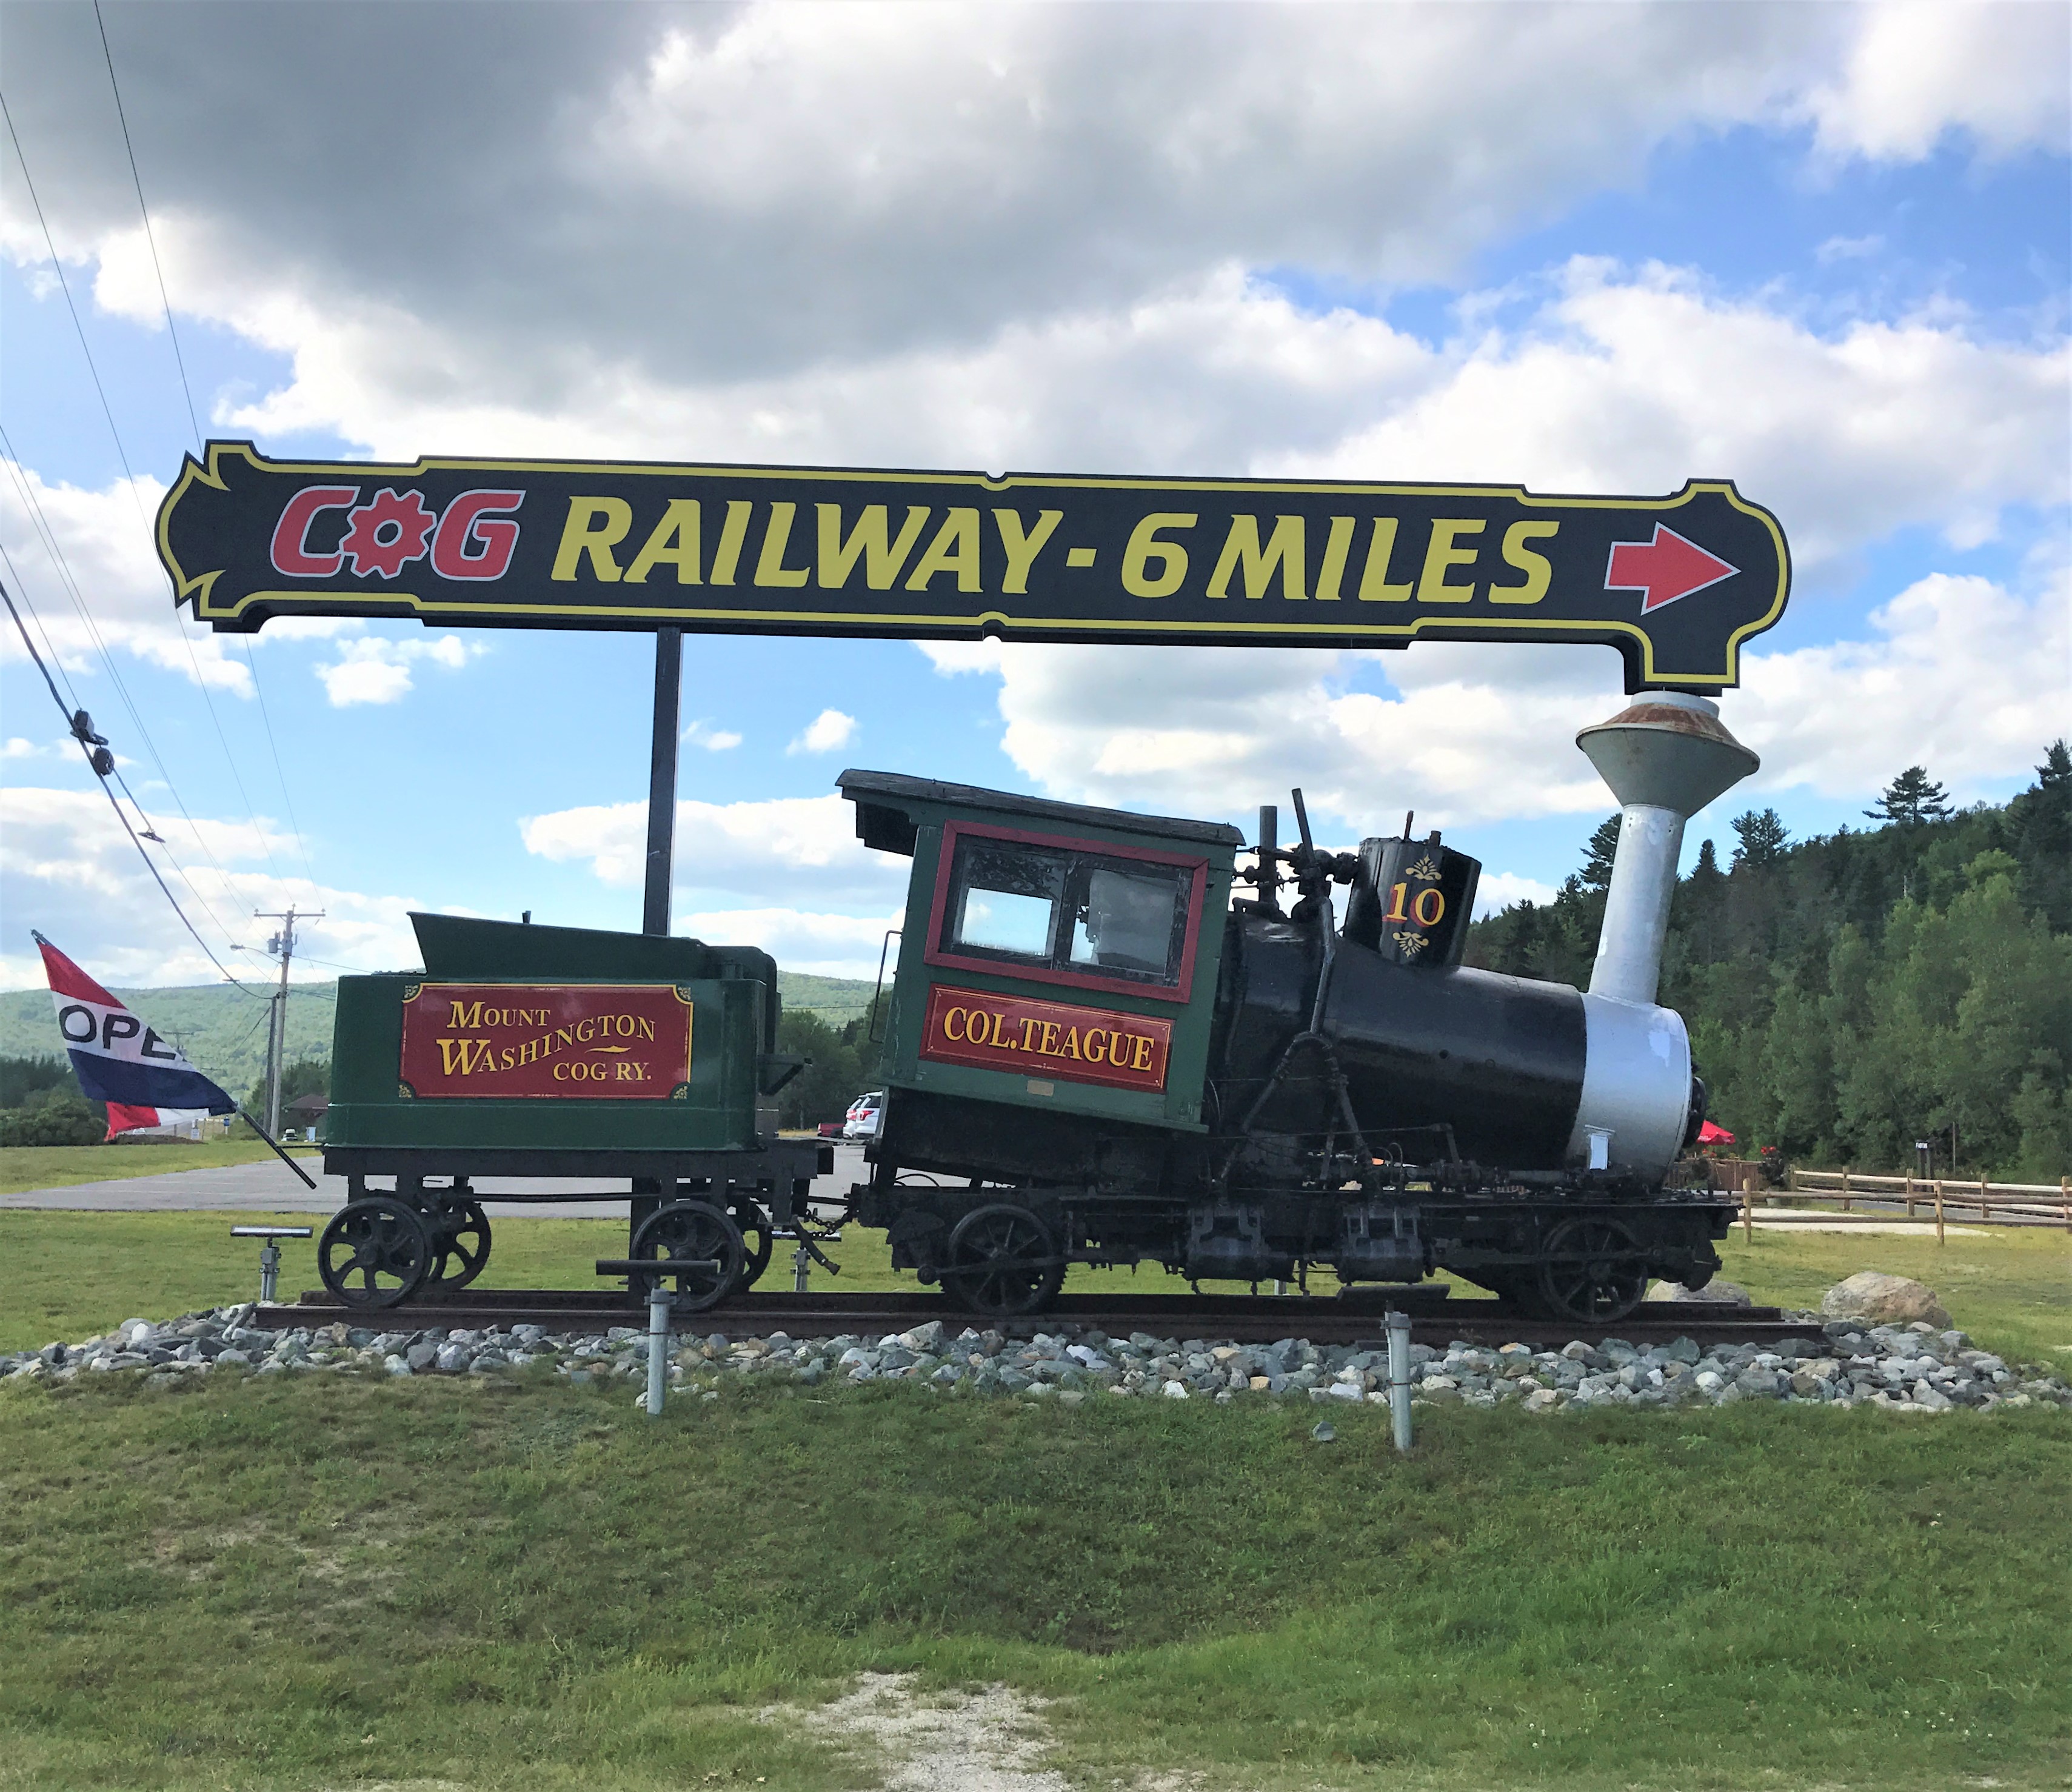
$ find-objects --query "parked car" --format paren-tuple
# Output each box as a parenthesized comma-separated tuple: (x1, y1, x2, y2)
(843, 1091, 884, 1140)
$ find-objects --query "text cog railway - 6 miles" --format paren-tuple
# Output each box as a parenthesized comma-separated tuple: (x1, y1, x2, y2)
(158, 442, 1790, 689)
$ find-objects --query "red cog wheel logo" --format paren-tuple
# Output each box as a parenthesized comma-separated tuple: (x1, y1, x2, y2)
(339, 489, 437, 580)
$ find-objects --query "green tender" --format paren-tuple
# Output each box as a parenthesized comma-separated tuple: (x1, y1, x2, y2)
(322, 914, 779, 1154)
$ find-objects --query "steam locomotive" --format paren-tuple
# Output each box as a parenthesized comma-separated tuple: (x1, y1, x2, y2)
(837, 749, 1732, 1326)
(315, 695, 1750, 1324)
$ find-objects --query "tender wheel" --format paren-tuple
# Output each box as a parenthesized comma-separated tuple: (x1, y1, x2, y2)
(942, 1204, 1064, 1317)
(423, 1197, 492, 1292)
(629, 1200, 746, 1314)
(1536, 1217, 1648, 1325)
(730, 1199, 774, 1292)
(318, 1197, 431, 1310)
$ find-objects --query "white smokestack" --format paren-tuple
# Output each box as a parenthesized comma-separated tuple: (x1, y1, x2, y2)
(1575, 693, 1758, 1006)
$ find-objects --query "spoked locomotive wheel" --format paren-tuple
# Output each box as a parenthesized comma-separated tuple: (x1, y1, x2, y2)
(730, 1199, 774, 1291)
(423, 1197, 492, 1294)
(943, 1204, 1064, 1317)
(1536, 1217, 1649, 1325)
(629, 1200, 746, 1313)
(318, 1197, 431, 1309)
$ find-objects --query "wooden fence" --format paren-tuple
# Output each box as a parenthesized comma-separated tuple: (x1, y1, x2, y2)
(1709, 1166, 2072, 1244)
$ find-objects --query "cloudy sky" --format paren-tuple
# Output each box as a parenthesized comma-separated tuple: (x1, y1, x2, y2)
(2, 0, 2066, 992)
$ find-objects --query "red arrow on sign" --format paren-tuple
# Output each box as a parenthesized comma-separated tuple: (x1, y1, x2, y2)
(1604, 524, 1739, 613)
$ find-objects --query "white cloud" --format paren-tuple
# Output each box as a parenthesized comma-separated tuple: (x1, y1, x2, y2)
(1275, 261, 2068, 574)
(0, 461, 253, 694)
(1815, 233, 1885, 265)
(0, 784, 429, 991)
(2, 737, 51, 760)
(788, 709, 857, 755)
(1475, 871, 1562, 917)
(519, 792, 904, 908)
(1807, 0, 2071, 162)
(673, 905, 903, 980)
(921, 564, 2069, 837)
(1726, 570, 2072, 802)
(681, 719, 743, 751)
(312, 634, 478, 706)
(2, 4, 1848, 406)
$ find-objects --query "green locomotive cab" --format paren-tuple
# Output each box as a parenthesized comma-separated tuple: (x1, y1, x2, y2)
(316, 912, 827, 1311)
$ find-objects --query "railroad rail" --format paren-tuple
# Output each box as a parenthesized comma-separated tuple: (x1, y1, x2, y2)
(257, 1286, 1823, 1348)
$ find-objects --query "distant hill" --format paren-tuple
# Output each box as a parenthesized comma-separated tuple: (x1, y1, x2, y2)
(0, 969, 877, 1097)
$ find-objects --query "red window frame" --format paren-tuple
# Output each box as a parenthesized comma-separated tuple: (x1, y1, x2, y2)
(923, 819, 1209, 1006)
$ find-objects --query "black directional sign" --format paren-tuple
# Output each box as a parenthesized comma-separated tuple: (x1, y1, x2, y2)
(158, 441, 1789, 689)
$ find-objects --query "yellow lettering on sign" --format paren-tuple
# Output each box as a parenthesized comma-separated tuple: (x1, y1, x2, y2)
(1315, 517, 1356, 602)
(447, 1000, 482, 1029)
(1357, 518, 1414, 601)
(1489, 520, 1559, 604)
(1208, 515, 1306, 601)
(1419, 519, 1485, 603)
(550, 498, 633, 582)
(1118, 512, 1195, 599)
(993, 509, 1062, 594)
(709, 500, 752, 586)
(623, 500, 702, 585)
(817, 504, 931, 590)
(754, 501, 812, 587)
(1131, 1035, 1154, 1071)
(906, 507, 982, 592)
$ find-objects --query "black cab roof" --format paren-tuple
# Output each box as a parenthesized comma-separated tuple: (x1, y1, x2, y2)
(838, 768, 1244, 858)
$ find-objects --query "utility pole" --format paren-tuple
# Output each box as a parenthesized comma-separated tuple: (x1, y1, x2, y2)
(253, 906, 322, 1138)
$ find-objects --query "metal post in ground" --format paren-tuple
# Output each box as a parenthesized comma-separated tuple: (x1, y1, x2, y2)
(793, 1239, 812, 1292)
(646, 1289, 671, 1416)
(1386, 1309, 1413, 1454)
(230, 1225, 311, 1305)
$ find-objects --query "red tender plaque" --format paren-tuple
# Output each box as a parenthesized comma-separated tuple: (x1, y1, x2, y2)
(919, 984, 1171, 1094)
(398, 983, 692, 1100)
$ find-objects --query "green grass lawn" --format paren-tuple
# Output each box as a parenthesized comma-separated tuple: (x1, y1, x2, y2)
(1, 1138, 319, 1197)
(1, 1369, 2066, 1791)
(4, 1206, 2070, 1788)
(1719, 1219, 2072, 1369)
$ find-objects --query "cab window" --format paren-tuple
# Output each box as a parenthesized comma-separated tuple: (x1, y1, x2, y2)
(941, 834, 1191, 988)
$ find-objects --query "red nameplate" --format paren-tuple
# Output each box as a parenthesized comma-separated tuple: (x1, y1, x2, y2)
(920, 984, 1171, 1093)
(398, 983, 692, 1099)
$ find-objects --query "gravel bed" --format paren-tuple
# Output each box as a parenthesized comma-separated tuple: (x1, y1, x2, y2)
(6, 1309, 2071, 1414)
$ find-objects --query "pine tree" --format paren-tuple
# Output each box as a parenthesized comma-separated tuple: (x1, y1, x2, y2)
(1731, 807, 1790, 868)
(1580, 815, 1621, 891)
(1866, 765, 1953, 827)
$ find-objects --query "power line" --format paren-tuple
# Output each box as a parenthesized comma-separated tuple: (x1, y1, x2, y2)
(0, 89, 289, 888)
(2, 573, 259, 995)
(91, 0, 202, 448)
(0, 446, 253, 946)
(87, 12, 320, 890)
(0, 90, 150, 529)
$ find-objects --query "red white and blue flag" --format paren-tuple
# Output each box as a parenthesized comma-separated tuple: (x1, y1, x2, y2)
(35, 932, 238, 1140)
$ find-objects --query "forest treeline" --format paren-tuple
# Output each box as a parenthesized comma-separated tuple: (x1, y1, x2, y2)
(1466, 743, 2071, 1180)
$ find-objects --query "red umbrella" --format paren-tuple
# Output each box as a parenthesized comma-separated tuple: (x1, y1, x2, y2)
(1697, 1120, 1735, 1145)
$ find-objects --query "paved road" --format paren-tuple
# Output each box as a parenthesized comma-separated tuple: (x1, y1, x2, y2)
(2, 1140, 871, 1220)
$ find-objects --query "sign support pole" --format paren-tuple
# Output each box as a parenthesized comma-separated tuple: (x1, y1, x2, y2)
(643, 628, 682, 937)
